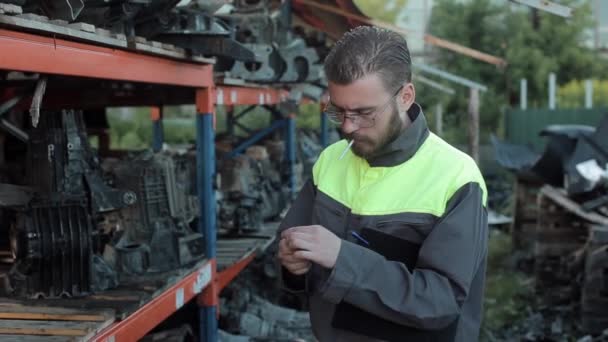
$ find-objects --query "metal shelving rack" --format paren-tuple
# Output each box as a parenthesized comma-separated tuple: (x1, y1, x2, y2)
(0, 23, 300, 341)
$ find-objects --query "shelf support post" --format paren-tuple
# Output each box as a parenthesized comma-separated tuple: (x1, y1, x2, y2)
(151, 106, 163, 152)
(286, 113, 297, 199)
(195, 87, 218, 342)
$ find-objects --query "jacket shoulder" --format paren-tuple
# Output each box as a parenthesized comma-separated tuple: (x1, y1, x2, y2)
(424, 134, 487, 205)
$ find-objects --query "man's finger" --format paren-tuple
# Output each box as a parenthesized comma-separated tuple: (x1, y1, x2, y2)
(288, 236, 315, 252)
(279, 252, 307, 264)
(284, 260, 310, 269)
(282, 225, 317, 238)
(293, 250, 317, 263)
(288, 265, 311, 275)
(278, 238, 292, 253)
(288, 232, 316, 244)
(279, 253, 306, 263)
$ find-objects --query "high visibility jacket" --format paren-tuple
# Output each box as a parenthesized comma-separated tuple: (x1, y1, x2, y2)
(279, 103, 488, 342)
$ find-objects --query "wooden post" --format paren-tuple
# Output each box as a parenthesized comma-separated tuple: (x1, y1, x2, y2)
(468, 88, 480, 163)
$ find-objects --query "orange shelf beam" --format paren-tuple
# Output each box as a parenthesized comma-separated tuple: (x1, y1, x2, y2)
(215, 86, 289, 106)
(92, 260, 213, 342)
(0, 28, 213, 87)
(217, 253, 257, 291)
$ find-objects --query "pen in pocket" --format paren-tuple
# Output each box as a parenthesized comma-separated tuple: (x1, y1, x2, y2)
(351, 230, 369, 246)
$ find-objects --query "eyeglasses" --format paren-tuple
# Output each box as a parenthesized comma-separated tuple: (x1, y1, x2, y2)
(324, 86, 403, 128)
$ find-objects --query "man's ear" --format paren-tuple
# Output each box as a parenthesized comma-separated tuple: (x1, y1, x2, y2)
(399, 82, 416, 111)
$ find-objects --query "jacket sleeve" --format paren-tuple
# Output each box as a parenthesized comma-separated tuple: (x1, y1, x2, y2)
(318, 182, 488, 330)
(277, 179, 316, 293)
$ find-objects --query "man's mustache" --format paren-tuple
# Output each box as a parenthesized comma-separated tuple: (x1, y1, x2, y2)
(344, 133, 369, 143)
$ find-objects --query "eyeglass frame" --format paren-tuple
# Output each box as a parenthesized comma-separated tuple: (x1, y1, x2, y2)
(323, 85, 404, 128)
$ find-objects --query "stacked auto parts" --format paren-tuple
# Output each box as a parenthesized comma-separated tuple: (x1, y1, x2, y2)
(0, 109, 206, 297)
(6, 110, 133, 297)
(3, 0, 326, 84)
(101, 150, 204, 278)
(217, 143, 288, 234)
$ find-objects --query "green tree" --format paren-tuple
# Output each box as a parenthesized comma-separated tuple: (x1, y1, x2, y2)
(354, 0, 409, 23)
(558, 79, 608, 108)
(421, 0, 608, 144)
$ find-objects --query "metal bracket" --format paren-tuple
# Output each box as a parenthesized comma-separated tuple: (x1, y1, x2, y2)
(0, 96, 29, 142)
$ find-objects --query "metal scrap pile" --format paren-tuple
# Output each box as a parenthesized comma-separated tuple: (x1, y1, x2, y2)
(218, 248, 313, 342)
(492, 114, 608, 338)
(0, 110, 205, 298)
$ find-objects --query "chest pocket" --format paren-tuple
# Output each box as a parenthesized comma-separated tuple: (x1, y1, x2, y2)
(373, 217, 436, 245)
(311, 192, 348, 237)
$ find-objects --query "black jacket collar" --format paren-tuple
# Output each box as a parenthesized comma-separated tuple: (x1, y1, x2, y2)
(366, 103, 430, 167)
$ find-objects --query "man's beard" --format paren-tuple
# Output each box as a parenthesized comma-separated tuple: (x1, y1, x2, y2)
(346, 105, 404, 159)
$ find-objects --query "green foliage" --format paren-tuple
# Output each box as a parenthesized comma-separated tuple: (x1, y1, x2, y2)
(297, 104, 322, 129)
(107, 108, 150, 150)
(354, 0, 409, 23)
(105, 104, 322, 150)
(482, 230, 532, 335)
(421, 0, 608, 144)
(164, 119, 197, 144)
(558, 79, 608, 108)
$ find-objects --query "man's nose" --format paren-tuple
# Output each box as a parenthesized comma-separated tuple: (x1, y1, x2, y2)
(341, 117, 357, 135)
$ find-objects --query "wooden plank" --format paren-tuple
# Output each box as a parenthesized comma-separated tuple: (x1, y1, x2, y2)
(0, 335, 74, 342)
(81, 316, 115, 341)
(540, 185, 608, 226)
(0, 319, 100, 336)
(0, 305, 113, 321)
(88, 294, 141, 301)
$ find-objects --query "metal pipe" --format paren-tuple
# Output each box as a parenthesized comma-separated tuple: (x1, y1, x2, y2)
(286, 115, 297, 198)
(225, 119, 288, 159)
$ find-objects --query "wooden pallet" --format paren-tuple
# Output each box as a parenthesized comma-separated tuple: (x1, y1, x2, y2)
(0, 258, 209, 341)
(510, 176, 542, 249)
(0, 304, 114, 341)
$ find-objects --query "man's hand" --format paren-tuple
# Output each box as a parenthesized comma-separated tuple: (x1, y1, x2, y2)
(278, 238, 312, 275)
(281, 225, 342, 269)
